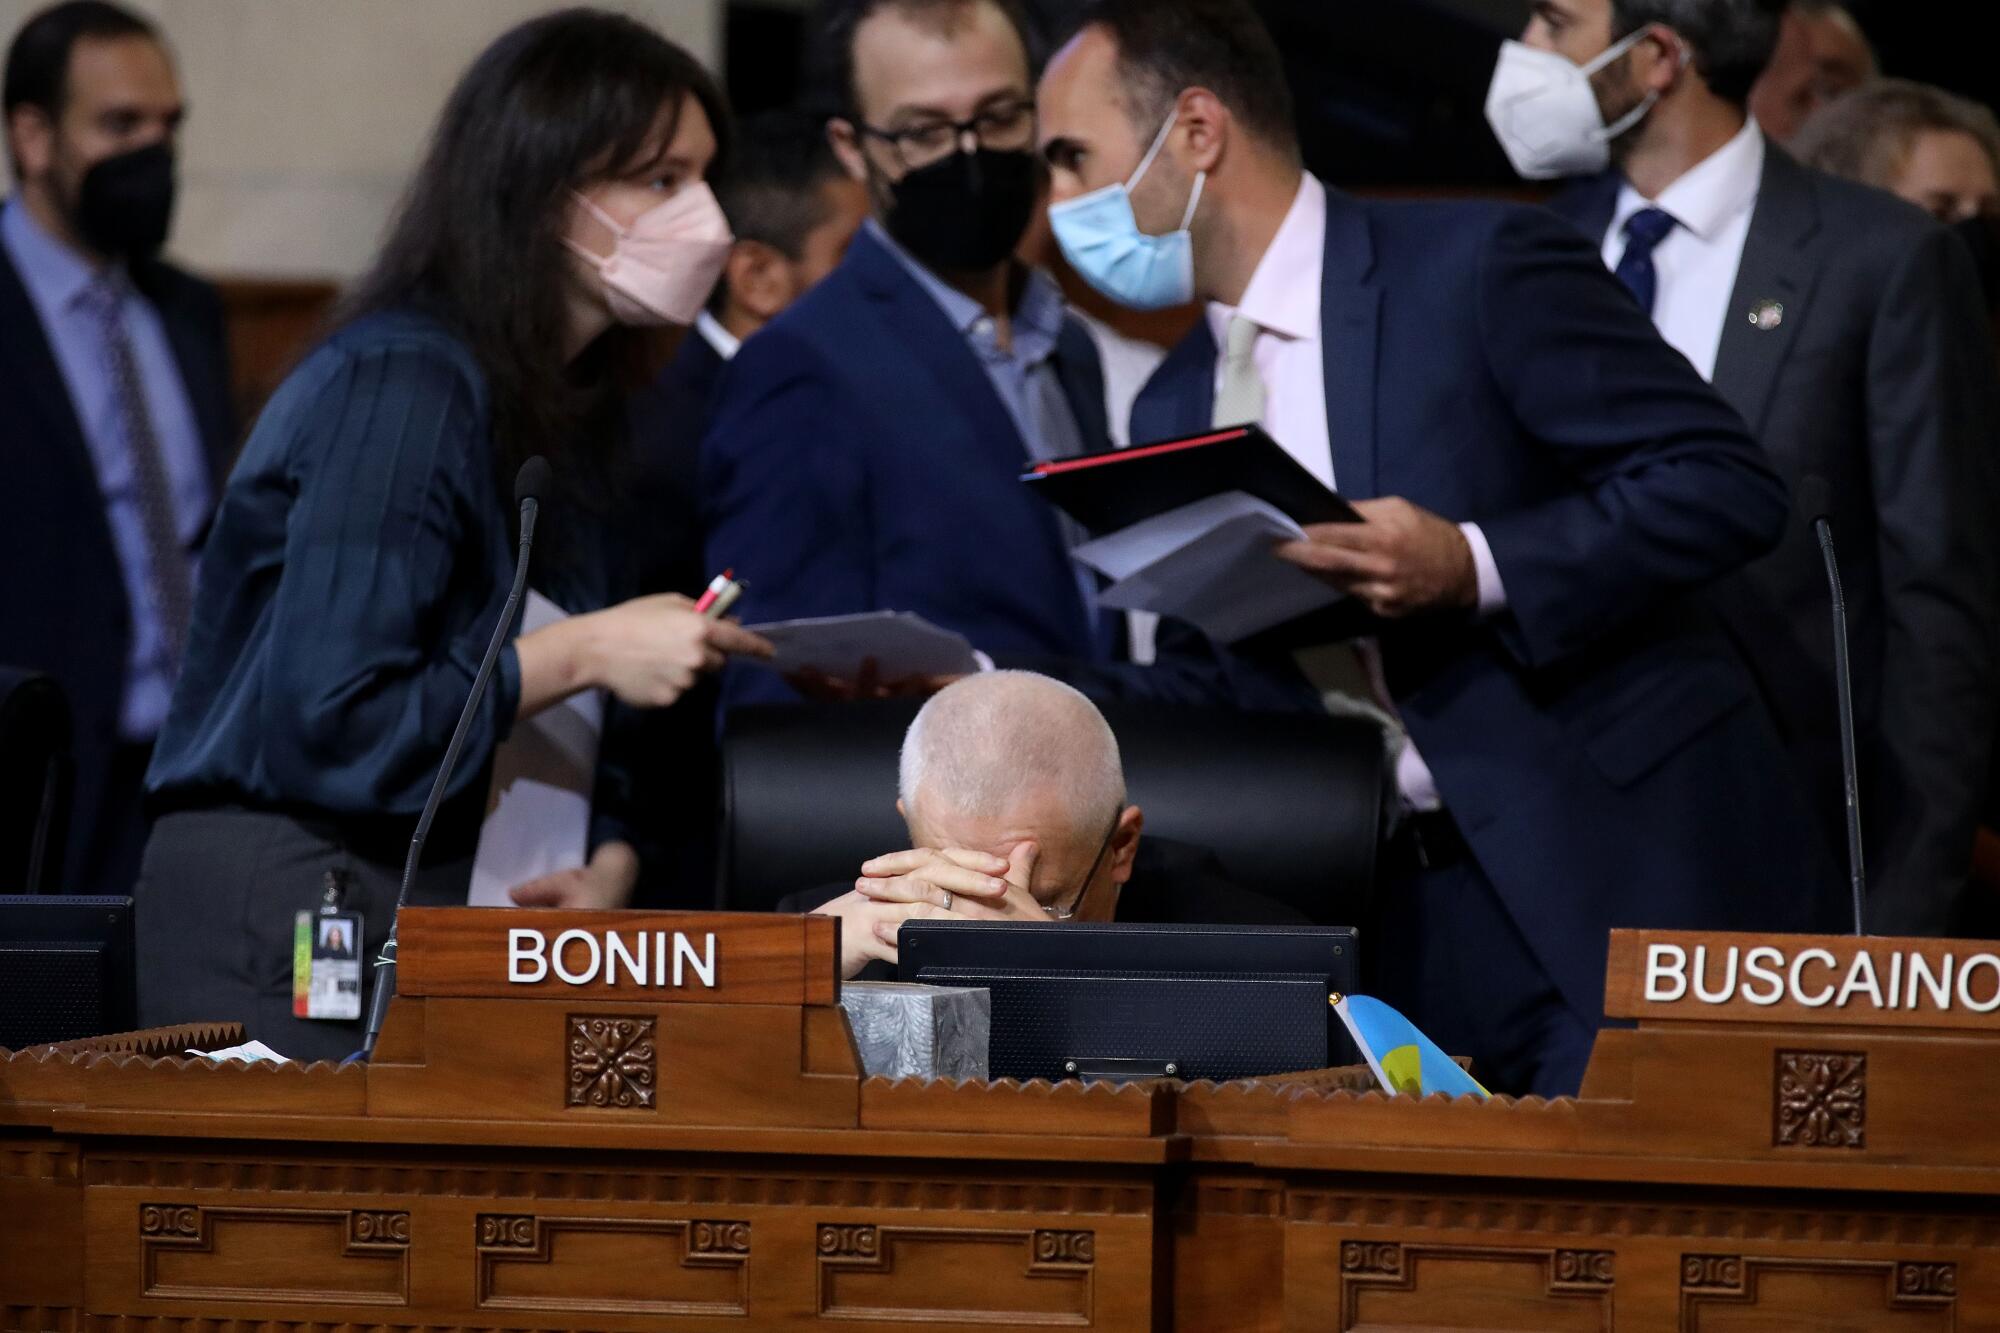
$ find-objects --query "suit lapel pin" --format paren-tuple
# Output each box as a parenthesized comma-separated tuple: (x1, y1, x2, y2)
(1749, 299, 1785, 331)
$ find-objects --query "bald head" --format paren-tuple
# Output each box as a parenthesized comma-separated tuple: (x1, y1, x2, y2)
(899, 671, 1125, 838)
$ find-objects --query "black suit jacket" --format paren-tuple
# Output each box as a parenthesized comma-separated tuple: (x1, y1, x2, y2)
(1554, 147, 2000, 935)
(0, 220, 234, 889)
(612, 329, 730, 906)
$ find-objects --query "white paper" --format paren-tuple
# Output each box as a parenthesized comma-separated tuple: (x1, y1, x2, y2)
(468, 590, 602, 907)
(186, 1039, 291, 1064)
(1071, 491, 1343, 644)
(745, 611, 980, 680)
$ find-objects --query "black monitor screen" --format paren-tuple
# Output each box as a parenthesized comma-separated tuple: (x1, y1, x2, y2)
(0, 895, 135, 1050)
(896, 919, 1359, 1082)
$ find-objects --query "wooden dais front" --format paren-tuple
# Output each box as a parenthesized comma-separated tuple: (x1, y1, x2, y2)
(6, 917, 2000, 1330)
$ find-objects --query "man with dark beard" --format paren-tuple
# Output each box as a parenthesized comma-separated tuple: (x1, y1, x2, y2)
(1510, 0, 2000, 938)
(1, 1, 234, 897)
(699, 0, 1286, 715)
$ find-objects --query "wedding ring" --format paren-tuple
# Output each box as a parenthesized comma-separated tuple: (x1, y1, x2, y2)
(941, 890, 953, 911)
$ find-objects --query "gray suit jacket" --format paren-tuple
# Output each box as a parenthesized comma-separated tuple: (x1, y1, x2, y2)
(1555, 145, 2000, 935)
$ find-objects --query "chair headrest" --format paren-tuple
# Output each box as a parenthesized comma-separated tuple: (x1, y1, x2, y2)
(719, 699, 1381, 920)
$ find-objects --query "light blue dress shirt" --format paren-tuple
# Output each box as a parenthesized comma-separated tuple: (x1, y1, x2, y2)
(1, 199, 212, 739)
(865, 220, 1098, 621)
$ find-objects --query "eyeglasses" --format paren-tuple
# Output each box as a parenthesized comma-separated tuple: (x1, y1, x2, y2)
(1042, 816, 1121, 921)
(859, 99, 1037, 172)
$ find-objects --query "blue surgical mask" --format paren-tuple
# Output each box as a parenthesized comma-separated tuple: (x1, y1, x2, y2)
(1048, 111, 1206, 310)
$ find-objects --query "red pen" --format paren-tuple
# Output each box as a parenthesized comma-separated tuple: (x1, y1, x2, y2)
(693, 568, 736, 616)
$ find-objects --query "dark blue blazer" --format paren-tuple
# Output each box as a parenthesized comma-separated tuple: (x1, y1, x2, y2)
(626, 328, 727, 602)
(699, 226, 1271, 712)
(1131, 189, 1842, 1018)
(0, 228, 234, 889)
(1552, 151, 2000, 937)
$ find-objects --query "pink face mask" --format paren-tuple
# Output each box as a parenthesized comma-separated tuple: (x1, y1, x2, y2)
(564, 183, 733, 327)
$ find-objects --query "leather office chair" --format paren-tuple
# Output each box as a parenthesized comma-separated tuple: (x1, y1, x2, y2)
(718, 699, 1383, 924)
(0, 668, 73, 894)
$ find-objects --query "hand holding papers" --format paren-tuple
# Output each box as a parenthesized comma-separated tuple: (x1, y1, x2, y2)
(1072, 492, 1344, 643)
(746, 611, 980, 684)
(1025, 426, 1362, 642)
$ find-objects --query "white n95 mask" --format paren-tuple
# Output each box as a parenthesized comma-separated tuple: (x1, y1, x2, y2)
(1484, 30, 1661, 180)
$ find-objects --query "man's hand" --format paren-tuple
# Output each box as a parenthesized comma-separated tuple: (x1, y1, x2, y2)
(812, 889, 951, 978)
(1273, 497, 1477, 618)
(508, 841, 640, 910)
(853, 843, 1045, 920)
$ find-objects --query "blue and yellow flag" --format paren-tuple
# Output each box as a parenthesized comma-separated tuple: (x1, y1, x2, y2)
(1333, 994, 1489, 1099)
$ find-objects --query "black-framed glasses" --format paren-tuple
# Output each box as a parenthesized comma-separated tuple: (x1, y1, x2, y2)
(859, 99, 1037, 171)
(1042, 815, 1122, 921)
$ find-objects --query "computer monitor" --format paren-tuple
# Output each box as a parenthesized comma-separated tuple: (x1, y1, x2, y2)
(896, 919, 1359, 1082)
(0, 895, 136, 1050)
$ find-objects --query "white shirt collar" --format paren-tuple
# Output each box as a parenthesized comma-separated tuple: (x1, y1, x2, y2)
(695, 309, 741, 361)
(1612, 119, 1766, 243)
(1206, 173, 1325, 347)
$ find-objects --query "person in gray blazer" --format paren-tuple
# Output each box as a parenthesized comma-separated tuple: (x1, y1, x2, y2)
(1503, 0, 2000, 935)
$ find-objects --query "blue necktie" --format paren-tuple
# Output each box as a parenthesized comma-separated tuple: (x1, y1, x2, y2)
(1614, 207, 1679, 316)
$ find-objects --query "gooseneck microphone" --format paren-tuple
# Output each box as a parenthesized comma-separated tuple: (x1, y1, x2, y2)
(355, 456, 553, 1059)
(1798, 474, 1866, 936)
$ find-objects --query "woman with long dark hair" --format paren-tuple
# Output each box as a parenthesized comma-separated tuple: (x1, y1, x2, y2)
(134, 9, 768, 1059)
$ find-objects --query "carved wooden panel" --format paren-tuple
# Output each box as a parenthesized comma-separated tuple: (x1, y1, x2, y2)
(138, 1204, 409, 1304)
(474, 1214, 748, 1317)
(1774, 1050, 1867, 1148)
(565, 1016, 657, 1109)
(1682, 1254, 1956, 1328)
(1339, 1243, 1613, 1330)
(817, 1223, 1096, 1325)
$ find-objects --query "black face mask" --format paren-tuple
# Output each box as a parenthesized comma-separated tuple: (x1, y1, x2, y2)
(68, 142, 177, 259)
(882, 147, 1038, 273)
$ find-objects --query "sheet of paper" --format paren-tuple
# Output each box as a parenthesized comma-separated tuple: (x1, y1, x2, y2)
(744, 611, 980, 681)
(1071, 491, 1342, 644)
(468, 590, 603, 907)
(186, 1039, 291, 1064)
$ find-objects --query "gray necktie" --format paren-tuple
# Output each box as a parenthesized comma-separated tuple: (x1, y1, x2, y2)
(1213, 313, 1267, 428)
(1212, 307, 1407, 793)
(86, 278, 194, 663)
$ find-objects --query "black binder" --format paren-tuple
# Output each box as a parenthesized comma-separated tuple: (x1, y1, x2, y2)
(1021, 424, 1361, 535)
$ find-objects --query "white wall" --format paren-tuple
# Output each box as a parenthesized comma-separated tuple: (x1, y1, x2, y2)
(0, 0, 725, 279)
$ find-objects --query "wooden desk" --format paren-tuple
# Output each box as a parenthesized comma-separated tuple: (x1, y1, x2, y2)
(5, 918, 1998, 1330)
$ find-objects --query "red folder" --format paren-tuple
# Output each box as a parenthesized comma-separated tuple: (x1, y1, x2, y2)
(1021, 425, 1359, 535)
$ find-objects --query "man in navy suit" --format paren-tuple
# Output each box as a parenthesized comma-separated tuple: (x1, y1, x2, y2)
(620, 109, 867, 905)
(1523, 0, 2000, 939)
(1, 2, 233, 898)
(700, 0, 1265, 713)
(1039, 0, 1839, 1095)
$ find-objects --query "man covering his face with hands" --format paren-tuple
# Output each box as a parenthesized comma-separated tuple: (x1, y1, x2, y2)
(787, 671, 1300, 979)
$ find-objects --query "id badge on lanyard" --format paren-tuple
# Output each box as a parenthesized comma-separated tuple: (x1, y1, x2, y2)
(294, 869, 363, 1021)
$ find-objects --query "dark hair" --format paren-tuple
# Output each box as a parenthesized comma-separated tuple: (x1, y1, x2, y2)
(714, 109, 846, 258)
(816, 0, 1041, 119)
(3, 0, 159, 169)
(1068, 0, 1298, 157)
(1609, 0, 1786, 107)
(337, 7, 730, 516)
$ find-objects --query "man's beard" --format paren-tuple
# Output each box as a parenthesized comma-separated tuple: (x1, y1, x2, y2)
(1592, 54, 1653, 166)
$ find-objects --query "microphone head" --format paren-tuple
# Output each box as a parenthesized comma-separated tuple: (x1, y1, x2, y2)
(515, 456, 553, 509)
(1797, 473, 1833, 526)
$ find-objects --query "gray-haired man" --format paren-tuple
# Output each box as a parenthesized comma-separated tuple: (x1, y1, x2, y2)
(784, 670, 1301, 979)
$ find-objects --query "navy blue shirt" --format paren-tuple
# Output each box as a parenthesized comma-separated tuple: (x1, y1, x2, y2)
(147, 310, 618, 856)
